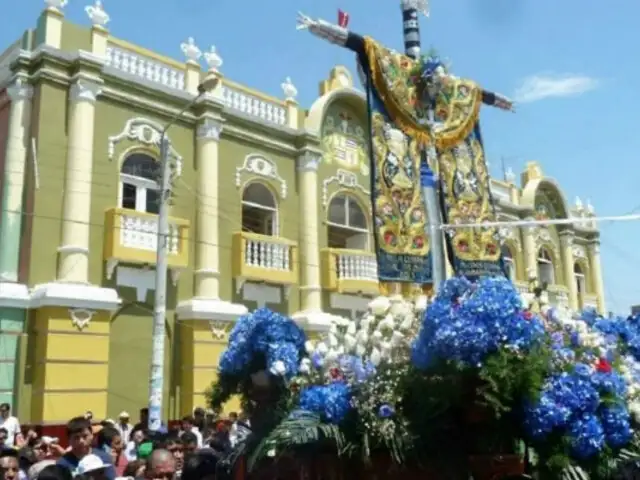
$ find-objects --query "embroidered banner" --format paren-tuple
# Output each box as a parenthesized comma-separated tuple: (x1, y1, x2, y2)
(438, 123, 502, 278)
(369, 93, 432, 285)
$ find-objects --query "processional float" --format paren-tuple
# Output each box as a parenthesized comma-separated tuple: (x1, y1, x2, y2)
(297, 0, 515, 295)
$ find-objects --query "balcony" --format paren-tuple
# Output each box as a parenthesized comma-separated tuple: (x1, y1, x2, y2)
(232, 232, 298, 288)
(321, 248, 379, 295)
(103, 208, 190, 279)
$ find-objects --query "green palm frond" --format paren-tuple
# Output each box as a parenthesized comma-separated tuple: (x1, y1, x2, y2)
(247, 411, 345, 470)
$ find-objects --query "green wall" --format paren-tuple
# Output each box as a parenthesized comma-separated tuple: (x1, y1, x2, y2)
(0, 309, 25, 409)
(28, 83, 68, 286)
(218, 138, 300, 315)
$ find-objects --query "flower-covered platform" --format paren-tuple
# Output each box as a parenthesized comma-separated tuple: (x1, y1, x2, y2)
(208, 277, 640, 479)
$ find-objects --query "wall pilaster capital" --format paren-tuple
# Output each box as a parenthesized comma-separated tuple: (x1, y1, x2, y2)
(7, 77, 33, 102)
(70, 79, 102, 104)
(196, 118, 223, 141)
(558, 230, 574, 247)
(587, 240, 601, 255)
(297, 149, 322, 172)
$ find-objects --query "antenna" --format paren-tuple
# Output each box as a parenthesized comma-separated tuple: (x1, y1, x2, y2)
(501, 156, 507, 181)
(31, 137, 40, 189)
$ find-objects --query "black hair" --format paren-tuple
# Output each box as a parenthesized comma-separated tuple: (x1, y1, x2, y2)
(96, 427, 120, 448)
(0, 403, 10, 411)
(17, 447, 37, 470)
(0, 427, 7, 436)
(66, 416, 92, 436)
(181, 450, 218, 480)
(34, 465, 73, 480)
(181, 415, 194, 424)
(181, 431, 197, 445)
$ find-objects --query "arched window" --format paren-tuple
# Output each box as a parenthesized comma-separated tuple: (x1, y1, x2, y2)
(574, 263, 586, 295)
(327, 194, 369, 249)
(120, 153, 160, 214)
(501, 245, 515, 281)
(242, 183, 278, 236)
(537, 248, 555, 286)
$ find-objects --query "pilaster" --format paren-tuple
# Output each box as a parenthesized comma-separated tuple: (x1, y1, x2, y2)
(175, 117, 246, 345)
(0, 77, 33, 282)
(587, 240, 606, 315)
(559, 231, 578, 311)
(291, 149, 335, 331)
(522, 219, 537, 280)
(57, 78, 101, 282)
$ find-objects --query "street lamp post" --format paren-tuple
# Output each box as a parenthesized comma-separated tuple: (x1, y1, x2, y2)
(148, 75, 219, 433)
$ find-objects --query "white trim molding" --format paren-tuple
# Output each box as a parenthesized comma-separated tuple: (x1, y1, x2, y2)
(0, 282, 30, 309)
(175, 298, 248, 322)
(30, 283, 121, 311)
(108, 117, 184, 176)
(236, 154, 287, 198)
(322, 168, 370, 207)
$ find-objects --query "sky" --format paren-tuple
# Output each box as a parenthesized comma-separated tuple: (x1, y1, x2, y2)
(3, 0, 640, 314)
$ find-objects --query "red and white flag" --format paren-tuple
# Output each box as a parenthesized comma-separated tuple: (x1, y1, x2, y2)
(338, 9, 350, 28)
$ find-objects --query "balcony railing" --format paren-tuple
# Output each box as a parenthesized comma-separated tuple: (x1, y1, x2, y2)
(321, 248, 379, 295)
(232, 232, 298, 286)
(103, 208, 190, 277)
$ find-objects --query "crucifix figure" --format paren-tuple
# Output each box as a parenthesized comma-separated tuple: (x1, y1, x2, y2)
(298, 9, 514, 293)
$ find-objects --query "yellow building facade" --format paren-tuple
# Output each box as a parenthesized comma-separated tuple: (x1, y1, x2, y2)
(0, 2, 604, 423)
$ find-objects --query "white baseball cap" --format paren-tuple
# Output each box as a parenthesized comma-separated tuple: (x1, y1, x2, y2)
(76, 454, 108, 476)
(118, 411, 130, 418)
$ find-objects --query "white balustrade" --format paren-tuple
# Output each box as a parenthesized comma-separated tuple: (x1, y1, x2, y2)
(335, 252, 378, 282)
(244, 237, 292, 271)
(119, 213, 181, 254)
(221, 85, 287, 127)
(105, 43, 185, 91)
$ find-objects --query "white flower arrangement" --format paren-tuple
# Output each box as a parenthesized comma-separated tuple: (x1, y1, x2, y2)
(302, 294, 426, 374)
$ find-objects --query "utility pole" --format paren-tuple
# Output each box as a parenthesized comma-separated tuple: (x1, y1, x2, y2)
(148, 76, 219, 433)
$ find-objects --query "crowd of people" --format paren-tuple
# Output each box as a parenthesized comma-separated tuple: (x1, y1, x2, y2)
(0, 403, 251, 480)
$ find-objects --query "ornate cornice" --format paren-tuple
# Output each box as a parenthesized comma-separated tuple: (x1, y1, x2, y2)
(7, 77, 33, 102)
(296, 149, 322, 172)
(70, 79, 102, 104)
(197, 118, 223, 141)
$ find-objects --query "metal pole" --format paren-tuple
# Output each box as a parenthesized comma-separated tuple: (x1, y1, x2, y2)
(148, 134, 171, 432)
(422, 142, 446, 292)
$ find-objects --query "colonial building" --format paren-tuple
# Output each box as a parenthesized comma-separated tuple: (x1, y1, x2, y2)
(0, 2, 604, 423)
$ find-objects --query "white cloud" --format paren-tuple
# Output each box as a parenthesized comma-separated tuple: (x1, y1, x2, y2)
(513, 74, 599, 103)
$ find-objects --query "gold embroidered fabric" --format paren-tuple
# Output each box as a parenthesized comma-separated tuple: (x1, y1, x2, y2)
(363, 37, 483, 149)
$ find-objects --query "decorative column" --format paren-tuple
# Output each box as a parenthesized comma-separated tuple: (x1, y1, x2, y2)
(559, 231, 578, 311)
(522, 221, 537, 280)
(0, 78, 32, 282)
(194, 118, 223, 299)
(296, 150, 323, 313)
(588, 240, 606, 315)
(0, 77, 32, 410)
(57, 79, 101, 282)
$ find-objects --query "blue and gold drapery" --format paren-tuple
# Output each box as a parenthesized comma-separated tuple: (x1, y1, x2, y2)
(361, 37, 502, 285)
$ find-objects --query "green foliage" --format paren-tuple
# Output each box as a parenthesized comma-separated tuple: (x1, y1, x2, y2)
(247, 411, 346, 471)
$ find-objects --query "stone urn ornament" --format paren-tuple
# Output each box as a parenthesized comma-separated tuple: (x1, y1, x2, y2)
(281, 77, 298, 101)
(181, 37, 202, 63)
(85, 0, 110, 27)
(203, 46, 222, 71)
(45, 0, 67, 9)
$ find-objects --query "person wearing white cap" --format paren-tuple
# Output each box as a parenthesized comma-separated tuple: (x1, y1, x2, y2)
(75, 454, 109, 480)
(115, 413, 131, 444)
